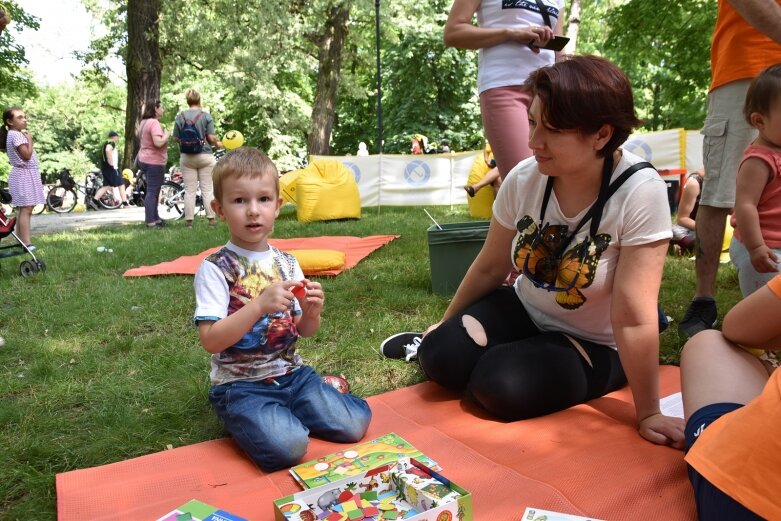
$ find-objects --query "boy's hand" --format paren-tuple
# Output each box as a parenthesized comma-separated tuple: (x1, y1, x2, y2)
(294, 279, 324, 316)
(255, 280, 300, 315)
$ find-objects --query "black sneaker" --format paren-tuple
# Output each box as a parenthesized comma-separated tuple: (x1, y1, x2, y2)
(678, 298, 718, 338)
(121, 201, 130, 208)
(380, 332, 423, 361)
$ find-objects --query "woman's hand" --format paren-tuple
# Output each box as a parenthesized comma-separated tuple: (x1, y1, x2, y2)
(508, 25, 554, 50)
(638, 413, 685, 449)
(749, 244, 780, 273)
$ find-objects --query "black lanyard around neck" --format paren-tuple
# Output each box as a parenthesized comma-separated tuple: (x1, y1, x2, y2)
(537, 157, 655, 256)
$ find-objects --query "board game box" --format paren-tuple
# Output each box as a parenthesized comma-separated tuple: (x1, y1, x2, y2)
(275, 457, 472, 521)
(289, 432, 441, 489)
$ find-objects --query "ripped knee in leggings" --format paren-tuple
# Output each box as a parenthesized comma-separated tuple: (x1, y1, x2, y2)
(461, 314, 487, 347)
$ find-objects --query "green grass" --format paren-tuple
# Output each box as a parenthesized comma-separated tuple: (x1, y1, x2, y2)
(0, 205, 742, 519)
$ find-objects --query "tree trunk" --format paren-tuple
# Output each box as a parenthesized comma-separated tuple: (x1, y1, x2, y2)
(307, 3, 350, 156)
(123, 0, 162, 169)
(563, 0, 580, 54)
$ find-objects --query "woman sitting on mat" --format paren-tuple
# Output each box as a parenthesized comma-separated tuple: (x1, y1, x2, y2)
(417, 55, 684, 448)
(681, 275, 780, 520)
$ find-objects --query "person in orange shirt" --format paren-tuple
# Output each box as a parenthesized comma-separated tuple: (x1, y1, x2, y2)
(679, 0, 781, 338)
(681, 274, 781, 520)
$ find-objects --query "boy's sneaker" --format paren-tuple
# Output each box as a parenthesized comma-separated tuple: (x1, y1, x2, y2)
(322, 375, 350, 394)
(380, 332, 423, 361)
(678, 297, 718, 338)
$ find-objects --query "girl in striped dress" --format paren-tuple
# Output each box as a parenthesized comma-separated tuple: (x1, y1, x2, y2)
(0, 107, 45, 249)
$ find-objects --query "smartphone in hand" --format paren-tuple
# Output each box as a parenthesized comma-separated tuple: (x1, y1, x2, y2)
(536, 35, 570, 52)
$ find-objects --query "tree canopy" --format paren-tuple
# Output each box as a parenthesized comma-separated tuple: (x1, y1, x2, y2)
(1, 0, 718, 180)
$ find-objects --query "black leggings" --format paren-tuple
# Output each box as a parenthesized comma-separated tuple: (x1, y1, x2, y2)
(418, 287, 627, 421)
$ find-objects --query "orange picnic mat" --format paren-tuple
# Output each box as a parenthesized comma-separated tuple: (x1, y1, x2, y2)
(56, 365, 694, 521)
(122, 235, 399, 278)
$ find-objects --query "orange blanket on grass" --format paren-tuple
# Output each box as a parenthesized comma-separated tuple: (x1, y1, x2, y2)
(122, 235, 399, 277)
(56, 365, 695, 521)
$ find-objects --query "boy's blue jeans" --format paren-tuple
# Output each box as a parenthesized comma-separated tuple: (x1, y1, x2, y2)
(208, 366, 372, 472)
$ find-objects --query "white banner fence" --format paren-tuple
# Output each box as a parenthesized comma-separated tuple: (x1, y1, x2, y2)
(311, 128, 704, 208)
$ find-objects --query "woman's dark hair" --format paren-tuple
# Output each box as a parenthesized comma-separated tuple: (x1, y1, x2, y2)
(141, 99, 162, 120)
(523, 55, 642, 157)
(744, 63, 781, 125)
(0, 107, 22, 153)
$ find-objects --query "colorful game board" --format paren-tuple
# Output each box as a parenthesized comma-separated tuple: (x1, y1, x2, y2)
(289, 433, 441, 489)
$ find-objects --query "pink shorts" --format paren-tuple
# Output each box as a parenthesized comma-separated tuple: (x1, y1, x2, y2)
(480, 86, 533, 179)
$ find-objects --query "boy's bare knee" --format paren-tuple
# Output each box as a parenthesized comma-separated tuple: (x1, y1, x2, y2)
(461, 314, 487, 347)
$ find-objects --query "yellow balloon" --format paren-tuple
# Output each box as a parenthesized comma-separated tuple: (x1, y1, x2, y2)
(223, 130, 244, 150)
(122, 168, 134, 180)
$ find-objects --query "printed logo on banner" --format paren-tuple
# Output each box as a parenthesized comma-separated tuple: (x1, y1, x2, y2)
(342, 161, 361, 183)
(404, 160, 431, 186)
(623, 139, 653, 162)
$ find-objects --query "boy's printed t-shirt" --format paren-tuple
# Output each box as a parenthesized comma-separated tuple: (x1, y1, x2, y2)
(194, 242, 305, 386)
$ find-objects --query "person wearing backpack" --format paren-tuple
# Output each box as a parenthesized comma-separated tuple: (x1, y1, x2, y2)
(173, 89, 223, 228)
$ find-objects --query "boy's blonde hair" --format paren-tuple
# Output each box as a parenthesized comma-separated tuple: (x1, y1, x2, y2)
(212, 147, 280, 202)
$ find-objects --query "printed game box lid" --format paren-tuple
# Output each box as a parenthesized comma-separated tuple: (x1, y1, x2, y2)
(289, 432, 441, 489)
(521, 507, 606, 521)
(155, 499, 248, 521)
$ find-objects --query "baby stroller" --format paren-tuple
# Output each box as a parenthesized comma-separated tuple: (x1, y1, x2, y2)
(0, 189, 46, 277)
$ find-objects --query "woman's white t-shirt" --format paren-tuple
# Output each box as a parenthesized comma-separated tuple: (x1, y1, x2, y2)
(492, 150, 672, 347)
(477, 0, 565, 94)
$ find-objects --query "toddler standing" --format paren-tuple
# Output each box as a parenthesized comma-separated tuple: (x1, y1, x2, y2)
(730, 64, 781, 296)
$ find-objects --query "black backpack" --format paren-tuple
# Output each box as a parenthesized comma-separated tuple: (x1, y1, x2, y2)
(178, 111, 204, 154)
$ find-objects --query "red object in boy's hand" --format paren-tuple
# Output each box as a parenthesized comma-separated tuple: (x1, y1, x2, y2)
(292, 283, 307, 300)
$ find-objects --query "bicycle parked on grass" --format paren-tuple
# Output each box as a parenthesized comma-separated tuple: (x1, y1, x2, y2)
(46, 169, 121, 214)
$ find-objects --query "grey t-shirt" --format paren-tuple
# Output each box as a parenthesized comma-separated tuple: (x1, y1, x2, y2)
(173, 108, 216, 154)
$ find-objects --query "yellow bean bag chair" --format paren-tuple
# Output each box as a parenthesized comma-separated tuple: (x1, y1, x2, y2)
(466, 154, 495, 219)
(279, 169, 303, 205)
(281, 159, 361, 222)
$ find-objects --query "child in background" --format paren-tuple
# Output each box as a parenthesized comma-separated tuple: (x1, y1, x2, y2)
(193, 147, 371, 472)
(0, 107, 45, 250)
(671, 170, 704, 253)
(730, 63, 781, 296)
(464, 141, 500, 197)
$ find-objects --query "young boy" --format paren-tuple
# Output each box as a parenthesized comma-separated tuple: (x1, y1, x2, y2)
(193, 147, 371, 472)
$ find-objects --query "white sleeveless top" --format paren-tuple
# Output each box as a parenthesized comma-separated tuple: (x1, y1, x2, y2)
(476, 0, 564, 94)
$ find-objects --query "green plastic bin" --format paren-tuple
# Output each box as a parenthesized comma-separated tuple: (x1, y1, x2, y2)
(428, 221, 490, 295)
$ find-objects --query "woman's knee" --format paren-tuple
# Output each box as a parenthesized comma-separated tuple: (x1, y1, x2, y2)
(418, 318, 484, 391)
(468, 337, 595, 420)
